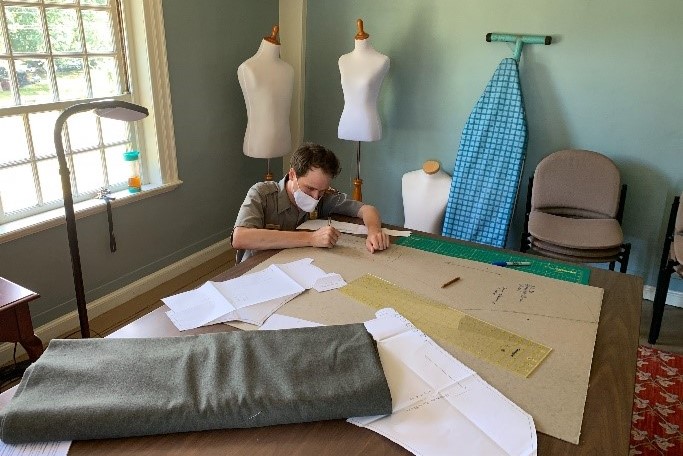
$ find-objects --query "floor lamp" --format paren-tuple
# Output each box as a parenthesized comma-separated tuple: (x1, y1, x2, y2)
(55, 100, 149, 338)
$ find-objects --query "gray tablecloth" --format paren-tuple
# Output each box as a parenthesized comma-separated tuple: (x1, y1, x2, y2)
(0, 324, 391, 443)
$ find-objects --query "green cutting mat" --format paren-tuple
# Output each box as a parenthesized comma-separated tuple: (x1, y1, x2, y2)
(395, 234, 590, 285)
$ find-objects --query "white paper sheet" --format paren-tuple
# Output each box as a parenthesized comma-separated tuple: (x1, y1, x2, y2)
(255, 308, 536, 456)
(258, 314, 322, 331)
(296, 220, 411, 237)
(350, 309, 537, 456)
(162, 259, 344, 330)
(0, 440, 70, 456)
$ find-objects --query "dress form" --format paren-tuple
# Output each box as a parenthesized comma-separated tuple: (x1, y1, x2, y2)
(402, 160, 452, 234)
(338, 19, 390, 201)
(238, 26, 294, 179)
(338, 20, 390, 141)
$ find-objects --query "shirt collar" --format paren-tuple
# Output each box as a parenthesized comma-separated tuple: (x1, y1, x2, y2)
(277, 175, 297, 214)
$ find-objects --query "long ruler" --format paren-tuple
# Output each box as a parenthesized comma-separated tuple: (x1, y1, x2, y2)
(341, 274, 552, 377)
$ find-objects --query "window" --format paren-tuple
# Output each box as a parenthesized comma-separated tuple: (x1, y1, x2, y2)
(0, 0, 179, 236)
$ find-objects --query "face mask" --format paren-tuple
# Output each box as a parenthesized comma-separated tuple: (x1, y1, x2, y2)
(293, 178, 320, 212)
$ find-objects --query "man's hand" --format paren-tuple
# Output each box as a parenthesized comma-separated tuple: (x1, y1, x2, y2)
(311, 226, 341, 248)
(366, 228, 389, 253)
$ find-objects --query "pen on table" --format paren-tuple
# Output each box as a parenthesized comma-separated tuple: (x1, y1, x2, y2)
(492, 261, 532, 267)
(328, 217, 331, 227)
(441, 276, 460, 288)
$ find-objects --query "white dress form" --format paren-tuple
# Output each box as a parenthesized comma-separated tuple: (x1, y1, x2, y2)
(402, 160, 452, 234)
(238, 26, 294, 160)
(337, 20, 390, 141)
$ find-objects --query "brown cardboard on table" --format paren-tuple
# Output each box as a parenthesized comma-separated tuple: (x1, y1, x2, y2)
(231, 234, 604, 445)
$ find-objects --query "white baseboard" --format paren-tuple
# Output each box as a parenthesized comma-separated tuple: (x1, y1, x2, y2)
(643, 285, 683, 308)
(1, 239, 233, 365)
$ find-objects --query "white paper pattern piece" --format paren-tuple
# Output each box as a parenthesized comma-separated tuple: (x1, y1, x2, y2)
(350, 308, 537, 456)
(296, 219, 411, 237)
(163, 259, 342, 330)
(258, 314, 322, 331)
(0, 440, 70, 456)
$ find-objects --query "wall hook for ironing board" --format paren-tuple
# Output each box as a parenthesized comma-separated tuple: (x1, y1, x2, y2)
(486, 33, 552, 61)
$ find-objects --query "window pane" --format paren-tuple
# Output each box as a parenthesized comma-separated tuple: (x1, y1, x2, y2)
(100, 116, 128, 144)
(46, 7, 83, 53)
(29, 110, 60, 157)
(81, 0, 109, 7)
(36, 157, 62, 203)
(5, 6, 47, 53)
(0, 14, 7, 54)
(0, 164, 37, 213)
(0, 59, 15, 108)
(89, 56, 120, 97)
(16, 58, 52, 105)
(55, 57, 87, 100)
(82, 10, 113, 53)
(45, 0, 77, 5)
(104, 144, 129, 186)
(72, 150, 104, 193)
(66, 111, 99, 150)
(0, 115, 29, 164)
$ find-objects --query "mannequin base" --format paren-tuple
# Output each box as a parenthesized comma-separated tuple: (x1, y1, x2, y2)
(352, 178, 363, 202)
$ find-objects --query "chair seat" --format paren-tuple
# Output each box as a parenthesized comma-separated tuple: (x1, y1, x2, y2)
(531, 238, 621, 258)
(530, 243, 621, 264)
(528, 211, 624, 250)
(674, 233, 683, 268)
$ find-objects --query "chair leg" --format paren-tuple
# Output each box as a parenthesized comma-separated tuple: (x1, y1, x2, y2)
(648, 261, 675, 344)
(608, 262, 615, 271)
(619, 243, 631, 273)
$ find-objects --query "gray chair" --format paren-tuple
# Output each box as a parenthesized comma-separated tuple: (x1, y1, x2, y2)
(648, 193, 683, 344)
(520, 149, 630, 272)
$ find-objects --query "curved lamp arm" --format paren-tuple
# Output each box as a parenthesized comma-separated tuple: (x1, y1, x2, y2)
(54, 100, 148, 338)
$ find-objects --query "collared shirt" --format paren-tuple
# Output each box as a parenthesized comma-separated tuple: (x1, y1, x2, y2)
(232, 176, 363, 262)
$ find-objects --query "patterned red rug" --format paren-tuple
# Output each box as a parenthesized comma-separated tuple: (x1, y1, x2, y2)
(630, 345, 683, 455)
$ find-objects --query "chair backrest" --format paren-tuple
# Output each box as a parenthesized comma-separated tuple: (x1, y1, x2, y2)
(531, 149, 621, 219)
(674, 194, 683, 264)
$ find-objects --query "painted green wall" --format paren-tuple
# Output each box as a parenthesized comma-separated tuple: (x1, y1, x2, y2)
(304, 0, 683, 289)
(0, 0, 278, 327)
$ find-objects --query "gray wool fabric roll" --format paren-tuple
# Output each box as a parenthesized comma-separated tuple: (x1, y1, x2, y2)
(0, 324, 391, 443)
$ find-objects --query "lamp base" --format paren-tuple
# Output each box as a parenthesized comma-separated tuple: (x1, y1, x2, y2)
(352, 178, 363, 202)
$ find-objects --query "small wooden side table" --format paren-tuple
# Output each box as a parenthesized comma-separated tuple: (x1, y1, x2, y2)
(0, 277, 44, 362)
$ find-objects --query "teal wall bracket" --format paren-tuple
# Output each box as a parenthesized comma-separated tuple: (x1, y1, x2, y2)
(486, 33, 552, 61)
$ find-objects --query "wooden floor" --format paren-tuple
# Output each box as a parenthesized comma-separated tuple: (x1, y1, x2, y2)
(61, 251, 236, 340)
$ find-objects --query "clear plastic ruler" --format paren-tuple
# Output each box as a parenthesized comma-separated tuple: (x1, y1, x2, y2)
(341, 274, 552, 377)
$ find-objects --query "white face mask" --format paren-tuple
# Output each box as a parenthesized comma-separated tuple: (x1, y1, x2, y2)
(293, 177, 320, 212)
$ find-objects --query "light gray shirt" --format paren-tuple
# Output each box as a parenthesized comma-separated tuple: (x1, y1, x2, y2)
(232, 176, 363, 262)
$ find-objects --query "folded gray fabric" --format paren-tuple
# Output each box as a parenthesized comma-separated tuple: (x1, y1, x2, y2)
(0, 324, 391, 443)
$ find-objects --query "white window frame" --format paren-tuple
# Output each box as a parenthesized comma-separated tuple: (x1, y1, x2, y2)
(0, 0, 181, 243)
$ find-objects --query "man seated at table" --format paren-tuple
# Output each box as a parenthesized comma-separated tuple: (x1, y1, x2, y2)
(231, 142, 390, 263)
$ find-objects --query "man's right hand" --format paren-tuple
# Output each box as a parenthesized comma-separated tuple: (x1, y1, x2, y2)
(311, 226, 340, 248)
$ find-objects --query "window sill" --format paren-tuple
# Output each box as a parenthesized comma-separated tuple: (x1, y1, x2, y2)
(0, 180, 183, 244)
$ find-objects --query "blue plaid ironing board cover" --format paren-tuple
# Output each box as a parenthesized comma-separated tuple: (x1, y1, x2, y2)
(442, 58, 527, 247)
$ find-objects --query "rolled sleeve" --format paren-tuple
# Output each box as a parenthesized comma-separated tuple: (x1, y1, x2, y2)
(319, 191, 363, 218)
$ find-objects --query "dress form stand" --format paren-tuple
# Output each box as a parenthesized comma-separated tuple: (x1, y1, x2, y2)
(338, 19, 390, 201)
(237, 25, 294, 182)
(353, 141, 363, 201)
(402, 160, 452, 234)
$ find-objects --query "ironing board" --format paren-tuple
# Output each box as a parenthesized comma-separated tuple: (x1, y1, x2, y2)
(442, 58, 527, 248)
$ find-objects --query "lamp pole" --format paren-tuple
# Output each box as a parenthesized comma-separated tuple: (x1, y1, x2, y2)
(54, 100, 148, 338)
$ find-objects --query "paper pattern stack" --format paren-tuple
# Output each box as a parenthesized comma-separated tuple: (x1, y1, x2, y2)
(162, 258, 346, 330)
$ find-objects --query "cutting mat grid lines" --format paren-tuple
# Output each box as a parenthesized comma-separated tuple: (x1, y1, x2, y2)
(395, 234, 590, 284)
(341, 274, 552, 377)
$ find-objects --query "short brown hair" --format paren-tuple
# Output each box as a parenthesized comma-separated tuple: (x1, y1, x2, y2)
(290, 143, 341, 178)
